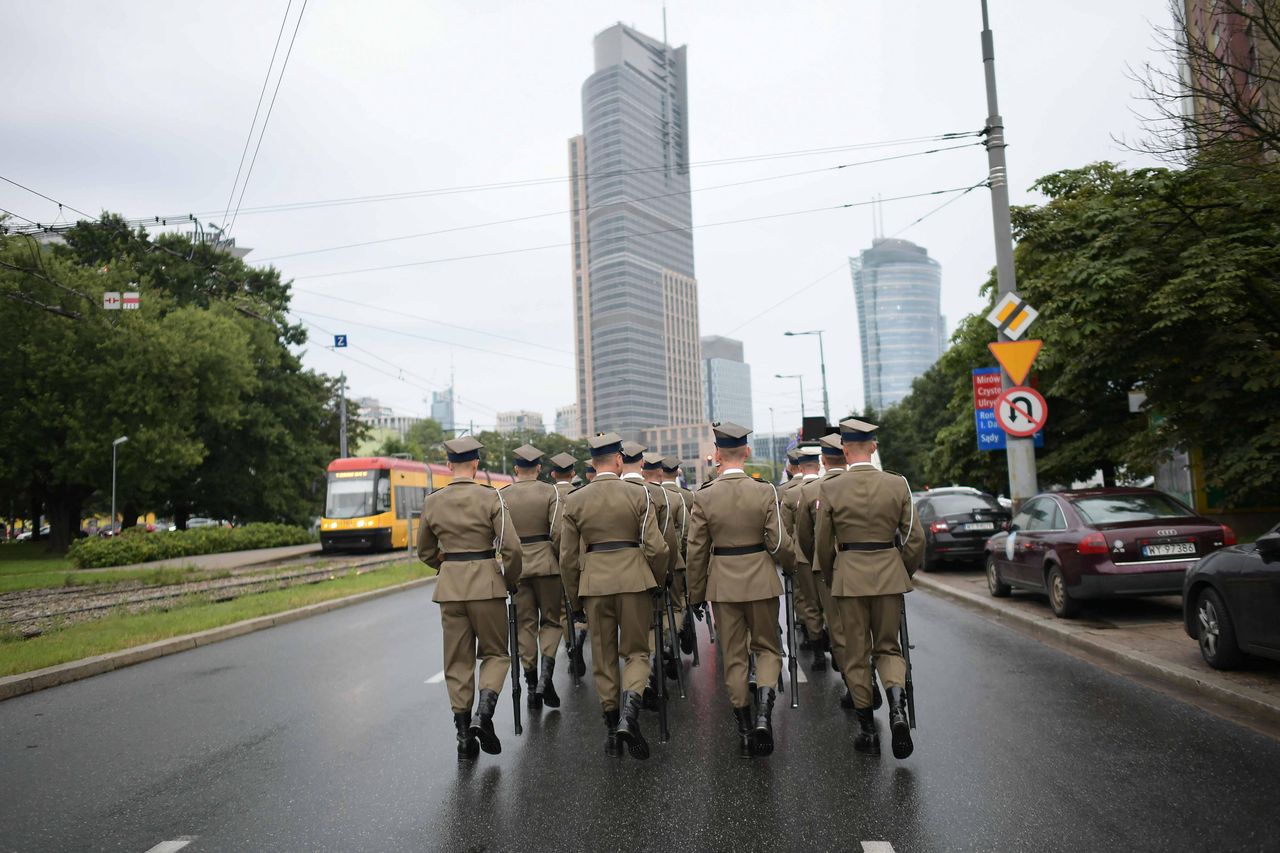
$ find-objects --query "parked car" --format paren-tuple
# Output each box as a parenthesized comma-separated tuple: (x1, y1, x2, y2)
(1183, 523, 1280, 668)
(915, 490, 1011, 570)
(15, 525, 50, 542)
(185, 517, 225, 529)
(984, 488, 1233, 618)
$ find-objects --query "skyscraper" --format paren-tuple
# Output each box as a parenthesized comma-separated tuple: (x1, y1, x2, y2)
(701, 335, 753, 429)
(568, 23, 702, 438)
(850, 238, 944, 411)
(430, 387, 454, 434)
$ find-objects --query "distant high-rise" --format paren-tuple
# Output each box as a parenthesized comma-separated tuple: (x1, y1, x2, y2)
(430, 388, 454, 434)
(701, 335, 753, 429)
(554, 403, 580, 439)
(569, 22, 702, 438)
(496, 410, 545, 435)
(850, 238, 944, 411)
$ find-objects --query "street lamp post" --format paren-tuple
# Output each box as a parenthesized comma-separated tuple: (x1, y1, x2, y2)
(775, 374, 805, 420)
(111, 435, 128, 535)
(784, 330, 830, 424)
(769, 406, 778, 482)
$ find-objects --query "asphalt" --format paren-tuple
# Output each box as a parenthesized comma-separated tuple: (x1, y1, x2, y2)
(1, 587, 1278, 852)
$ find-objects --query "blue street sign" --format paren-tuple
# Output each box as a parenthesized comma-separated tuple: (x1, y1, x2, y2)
(973, 367, 1043, 451)
(334, 335, 348, 348)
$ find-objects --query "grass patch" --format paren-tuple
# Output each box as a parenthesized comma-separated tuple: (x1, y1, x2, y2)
(0, 560, 434, 677)
(0, 566, 234, 595)
(0, 543, 75, 576)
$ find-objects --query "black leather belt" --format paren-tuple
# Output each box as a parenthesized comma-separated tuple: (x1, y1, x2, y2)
(587, 541, 640, 553)
(442, 549, 497, 561)
(520, 534, 551, 544)
(838, 542, 894, 552)
(713, 543, 766, 556)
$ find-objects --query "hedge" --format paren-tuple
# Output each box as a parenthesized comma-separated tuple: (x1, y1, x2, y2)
(67, 523, 316, 569)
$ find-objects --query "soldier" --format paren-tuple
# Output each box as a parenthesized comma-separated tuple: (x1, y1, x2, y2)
(505, 444, 565, 711)
(796, 436, 852, 694)
(814, 419, 924, 760)
(686, 422, 795, 758)
(779, 444, 828, 669)
(660, 456, 698, 653)
(583, 462, 596, 483)
(550, 452, 588, 679)
(417, 436, 523, 762)
(560, 433, 669, 759)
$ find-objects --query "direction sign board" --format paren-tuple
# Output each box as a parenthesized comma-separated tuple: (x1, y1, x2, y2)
(986, 292, 1039, 340)
(972, 368, 1043, 450)
(103, 292, 121, 310)
(122, 292, 140, 310)
(333, 335, 348, 348)
(995, 385, 1048, 438)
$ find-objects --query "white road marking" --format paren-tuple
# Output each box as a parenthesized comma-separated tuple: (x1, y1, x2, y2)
(425, 670, 445, 684)
(861, 843, 895, 853)
(143, 838, 196, 853)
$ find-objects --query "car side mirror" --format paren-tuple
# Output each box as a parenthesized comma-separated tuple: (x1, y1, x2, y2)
(1256, 532, 1280, 557)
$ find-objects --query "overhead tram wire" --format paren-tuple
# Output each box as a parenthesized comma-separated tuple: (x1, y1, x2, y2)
(253, 142, 983, 264)
(890, 180, 987, 237)
(220, 0, 295, 230)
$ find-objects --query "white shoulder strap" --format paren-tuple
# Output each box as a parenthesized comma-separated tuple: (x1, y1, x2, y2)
(494, 487, 508, 553)
(767, 482, 783, 556)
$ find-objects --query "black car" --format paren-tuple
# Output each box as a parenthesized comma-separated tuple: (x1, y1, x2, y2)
(915, 489, 1011, 571)
(1183, 523, 1280, 668)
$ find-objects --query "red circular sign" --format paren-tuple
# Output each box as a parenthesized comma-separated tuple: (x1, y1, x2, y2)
(994, 386, 1048, 437)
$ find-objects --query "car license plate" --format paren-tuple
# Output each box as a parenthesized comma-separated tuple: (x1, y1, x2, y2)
(1142, 542, 1196, 557)
(965, 522, 995, 532)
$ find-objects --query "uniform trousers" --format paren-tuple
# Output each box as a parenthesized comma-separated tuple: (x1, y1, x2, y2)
(515, 575, 565, 670)
(715, 598, 783, 708)
(836, 593, 906, 708)
(815, 573, 849, 670)
(439, 598, 509, 714)
(792, 561, 827, 640)
(584, 591, 654, 711)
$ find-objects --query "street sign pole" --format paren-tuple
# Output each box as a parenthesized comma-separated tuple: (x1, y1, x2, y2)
(111, 436, 128, 534)
(338, 373, 348, 459)
(980, 0, 1037, 510)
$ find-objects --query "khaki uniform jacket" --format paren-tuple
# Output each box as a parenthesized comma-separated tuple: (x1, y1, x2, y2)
(661, 480, 692, 569)
(418, 478, 522, 602)
(778, 476, 805, 537)
(814, 464, 925, 596)
(502, 479, 562, 577)
(559, 474, 669, 611)
(686, 471, 795, 605)
(621, 474, 679, 581)
(795, 469, 841, 566)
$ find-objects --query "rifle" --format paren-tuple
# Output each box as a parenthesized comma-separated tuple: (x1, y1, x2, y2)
(783, 572, 799, 709)
(664, 587, 686, 700)
(899, 598, 916, 729)
(508, 595, 523, 736)
(706, 601, 717, 645)
(683, 606, 700, 667)
(562, 590, 580, 686)
(653, 592, 670, 743)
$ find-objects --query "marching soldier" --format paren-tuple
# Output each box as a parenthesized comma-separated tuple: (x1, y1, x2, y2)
(583, 462, 596, 483)
(779, 444, 828, 669)
(560, 433, 669, 759)
(796, 435, 852, 700)
(644, 452, 688, 656)
(550, 452, 588, 678)
(417, 436, 522, 762)
(660, 456, 698, 653)
(814, 419, 924, 760)
(505, 445, 564, 710)
(686, 422, 795, 758)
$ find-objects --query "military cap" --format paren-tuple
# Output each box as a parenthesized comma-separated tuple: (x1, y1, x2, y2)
(819, 433, 845, 457)
(444, 436, 484, 463)
(642, 451, 666, 470)
(711, 421, 752, 448)
(584, 464, 596, 474)
(621, 440, 647, 464)
(512, 444, 544, 468)
(797, 442, 823, 463)
(839, 417, 879, 442)
(588, 432, 624, 458)
(549, 452, 577, 473)
(785, 447, 803, 464)
(660, 456, 683, 473)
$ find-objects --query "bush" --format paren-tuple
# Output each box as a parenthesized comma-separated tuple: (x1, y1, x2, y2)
(67, 523, 316, 569)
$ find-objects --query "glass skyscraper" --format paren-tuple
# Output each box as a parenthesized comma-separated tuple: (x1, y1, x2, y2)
(850, 238, 945, 411)
(701, 335, 753, 429)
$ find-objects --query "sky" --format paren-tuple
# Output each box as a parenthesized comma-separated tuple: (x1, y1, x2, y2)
(3, 0, 1175, 437)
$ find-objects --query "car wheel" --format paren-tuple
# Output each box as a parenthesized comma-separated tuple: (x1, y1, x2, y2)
(1196, 588, 1244, 670)
(922, 546, 937, 573)
(1047, 564, 1080, 618)
(986, 556, 1011, 597)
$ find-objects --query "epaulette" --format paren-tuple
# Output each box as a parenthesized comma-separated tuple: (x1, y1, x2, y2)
(698, 479, 716, 490)
(883, 469, 901, 477)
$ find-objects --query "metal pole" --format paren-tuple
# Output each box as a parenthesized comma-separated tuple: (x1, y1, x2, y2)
(338, 373, 349, 459)
(769, 406, 778, 482)
(816, 331, 830, 425)
(980, 0, 1038, 510)
(111, 442, 117, 536)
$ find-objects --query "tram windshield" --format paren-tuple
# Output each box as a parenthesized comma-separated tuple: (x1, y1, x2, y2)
(325, 470, 390, 518)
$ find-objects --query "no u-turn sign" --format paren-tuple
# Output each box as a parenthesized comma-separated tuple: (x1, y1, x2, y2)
(995, 386, 1048, 437)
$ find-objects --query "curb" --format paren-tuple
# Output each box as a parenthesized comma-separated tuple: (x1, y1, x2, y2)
(0, 575, 437, 702)
(913, 573, 1280, 729)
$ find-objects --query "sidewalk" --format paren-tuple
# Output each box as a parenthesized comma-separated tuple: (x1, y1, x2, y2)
(82, 543, 323, 573)
(914, 568, 1280, 729)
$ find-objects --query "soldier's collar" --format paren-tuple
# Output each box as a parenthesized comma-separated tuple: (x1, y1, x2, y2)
(846, 462, 877, 469)
(620, 472, 645, 480)
(802, 473, 820, 480)
(720, 468, 746, 476)
(593, 472, 619, 479)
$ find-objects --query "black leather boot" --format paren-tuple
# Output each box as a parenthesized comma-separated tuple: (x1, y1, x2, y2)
(603, 708, 622, 757)
(642, 669, 659, 711)
(663, 644, 678, 680)
(887, 686, 913, 759)
(571, 628, 588, 678)
(525, 666, 541, 710)
(840, 687, 855, 709)
(871, 665, 884, 711)
(538, 655, 561, 708)
(733, 706, 754, 759)
(454, 711, 478, 762)
(799, 622, 813, 650)
(854, 707, 880, 756)
(753, 687, 776, 757)
(811, 631, 828, 671)
(679, 609, 696, 654)
(615, 690, 650, 760)
(469, 689, 502, 755)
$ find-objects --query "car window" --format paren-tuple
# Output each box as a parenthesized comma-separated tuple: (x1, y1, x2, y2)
(1011, 507, 1033, 531)
(1023, 499, 1055, 532)
(1071, 493, 1194, 525)
(929, 494, 1003, 515)
(1049, 502, 1067, 530)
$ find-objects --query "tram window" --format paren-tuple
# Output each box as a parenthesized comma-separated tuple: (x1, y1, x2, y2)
(376, 474, 391, 513)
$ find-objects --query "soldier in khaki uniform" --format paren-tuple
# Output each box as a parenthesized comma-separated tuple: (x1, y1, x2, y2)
(560, 433, 669, 759)
(644, 452, 687, 656)
(814, 419, 924, 760)
(417, 436, 523, 761)
(505, 445, 565, 710)
(779, 444, 828, 670)
(550, 452, 588, 679)
(686, 422, 795, 758)
(796, 436, 851, 685)
(660, 456, 698, 653)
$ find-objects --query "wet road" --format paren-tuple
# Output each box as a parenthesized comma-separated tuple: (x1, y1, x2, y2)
(2, 584, 1278, 852)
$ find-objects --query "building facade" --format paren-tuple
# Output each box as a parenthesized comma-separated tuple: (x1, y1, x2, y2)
(569, 22, 702, 438)
(430, 388, 454, 434)
(496, 410, 545, 435)
(850, 238, 944, 411)
(701, 334, 753, 429)
(555, 403, 581, 439)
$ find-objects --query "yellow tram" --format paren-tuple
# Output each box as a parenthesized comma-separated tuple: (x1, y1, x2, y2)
(319, 456, 514, 552)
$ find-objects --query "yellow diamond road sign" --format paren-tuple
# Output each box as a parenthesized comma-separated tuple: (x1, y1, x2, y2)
(986, 292, 1039, 340)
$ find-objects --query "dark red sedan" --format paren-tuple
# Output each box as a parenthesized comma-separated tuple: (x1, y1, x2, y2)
(984, 488, 1234, 618)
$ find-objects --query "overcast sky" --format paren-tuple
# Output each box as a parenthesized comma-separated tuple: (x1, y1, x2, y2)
(4, 0, 1174, 435)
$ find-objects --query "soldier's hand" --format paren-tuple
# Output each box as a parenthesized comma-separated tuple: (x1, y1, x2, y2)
(572, 610, 586, 623)
(690, 601, 706, 618)
(507, 582, 519, 596)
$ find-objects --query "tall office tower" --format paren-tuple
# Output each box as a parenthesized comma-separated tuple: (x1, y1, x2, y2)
(430, 387, 455, 434)
(701, 335, 753, 429)
(555, 403, 581, 439)
(568, 22, 702, 437)
(850, 238, 944, 411)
